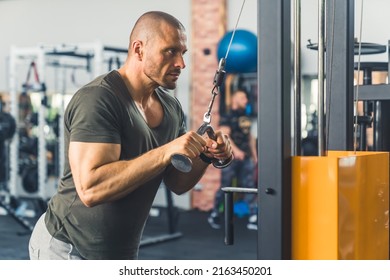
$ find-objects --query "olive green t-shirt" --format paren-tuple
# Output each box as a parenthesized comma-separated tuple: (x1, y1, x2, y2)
(45, 70, 186, 259)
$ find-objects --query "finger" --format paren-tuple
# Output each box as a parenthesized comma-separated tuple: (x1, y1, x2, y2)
(213, 138, 233, 159)
(170, 132, 203, 157)
(203, 137, 217, 150)
(187, 132, 210, 156)
(215, 131, 225, 145)
(206, 131, 224, 149)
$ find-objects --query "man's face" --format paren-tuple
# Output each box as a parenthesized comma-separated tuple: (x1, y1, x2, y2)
(143, 23, 187, 89)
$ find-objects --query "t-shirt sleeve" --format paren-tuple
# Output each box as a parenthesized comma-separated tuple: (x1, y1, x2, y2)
(66, 86, 122, 144)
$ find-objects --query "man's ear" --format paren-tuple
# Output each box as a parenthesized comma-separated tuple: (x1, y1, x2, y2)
(132, 40, 143, 61)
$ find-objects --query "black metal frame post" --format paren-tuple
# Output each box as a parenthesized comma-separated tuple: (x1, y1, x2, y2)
(258, 0, 292, 259)
(224, 191, 234, 245)
(325, 0, 355, 151)
(222, 187, 258, 246)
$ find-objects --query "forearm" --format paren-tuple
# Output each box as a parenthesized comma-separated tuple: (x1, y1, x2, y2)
(164, 156, 209, 194)
(73, 130, 229, 206)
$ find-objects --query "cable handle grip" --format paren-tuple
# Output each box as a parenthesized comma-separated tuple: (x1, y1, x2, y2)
(170, 123, 234, 173)
(196, 121, 216, 137)
(205, 125, 234, 169)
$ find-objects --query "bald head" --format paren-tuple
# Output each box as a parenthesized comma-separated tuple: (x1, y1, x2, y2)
(130, 11, 185, 47)
(120, 11, 187, 90)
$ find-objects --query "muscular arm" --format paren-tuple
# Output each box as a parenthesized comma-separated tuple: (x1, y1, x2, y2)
(70, 141, 167, 207)
(70, 131, 215, 207)
(163, 157, 209, 195)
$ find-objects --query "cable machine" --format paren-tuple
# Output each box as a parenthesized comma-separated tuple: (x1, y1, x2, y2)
(255, 0, 388, 260)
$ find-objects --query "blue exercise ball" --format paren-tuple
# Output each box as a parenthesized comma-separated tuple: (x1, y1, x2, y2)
(217, 29, 258, 73)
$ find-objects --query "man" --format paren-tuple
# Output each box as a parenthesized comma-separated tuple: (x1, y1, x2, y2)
(208, 89, 258, 230)
(28, 11, 232, 260)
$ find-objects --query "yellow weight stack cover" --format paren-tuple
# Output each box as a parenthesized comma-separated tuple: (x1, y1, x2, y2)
(292, 151, 389, 260)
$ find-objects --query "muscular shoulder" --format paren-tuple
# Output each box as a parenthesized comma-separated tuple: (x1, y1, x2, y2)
(65, 72, 128, 143)
(67, 72, 127, 116)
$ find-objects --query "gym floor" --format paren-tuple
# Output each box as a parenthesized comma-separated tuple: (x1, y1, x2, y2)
(0, 206, 257, 260)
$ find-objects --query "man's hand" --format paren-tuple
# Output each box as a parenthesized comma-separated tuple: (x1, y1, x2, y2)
(203, 130, 233, 161)
(163, 131, 207, 164)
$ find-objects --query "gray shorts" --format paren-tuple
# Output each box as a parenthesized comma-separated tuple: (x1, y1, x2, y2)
(28, 213, 85, 260)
